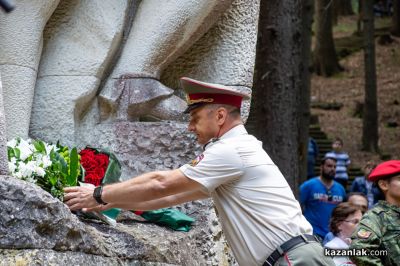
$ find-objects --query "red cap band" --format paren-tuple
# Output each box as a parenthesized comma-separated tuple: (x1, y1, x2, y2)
(187, 93, 242, 109)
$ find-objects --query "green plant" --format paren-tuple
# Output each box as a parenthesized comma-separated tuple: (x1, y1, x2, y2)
(7, 138, 81, 200)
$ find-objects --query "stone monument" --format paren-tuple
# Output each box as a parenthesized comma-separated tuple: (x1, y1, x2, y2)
(0, 0, 260, 264)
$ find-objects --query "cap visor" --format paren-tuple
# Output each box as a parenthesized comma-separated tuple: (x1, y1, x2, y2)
(183, 103, 205, 114)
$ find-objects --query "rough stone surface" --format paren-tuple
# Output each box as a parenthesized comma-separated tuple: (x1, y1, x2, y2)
(1, 1, 259, 264)
(0, 175, 142, 257)
(161, 0, 260, 89)
(0, 250, 175, 266)
(30, 76, 100, 147)
(29, 0, 128, 146)
(0, 75, 7, 175)
(39, 0, 128, 77)
(108, 0, 234, 78)
(0, 176, 233, 265)
(0, 0, 60, 139)
(75, 107, 201, 179)
(99, 78, 186, 122)
(0, 65, 37, 139)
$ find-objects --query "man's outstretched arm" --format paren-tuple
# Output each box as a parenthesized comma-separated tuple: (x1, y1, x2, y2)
(64, 169, 204, 211)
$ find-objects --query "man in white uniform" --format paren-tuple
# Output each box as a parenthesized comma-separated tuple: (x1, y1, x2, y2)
(64, 77, 334, 266)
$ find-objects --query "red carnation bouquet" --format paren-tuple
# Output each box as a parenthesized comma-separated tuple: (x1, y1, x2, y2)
(78, 147, 194, 231)
(78, 147, 122, 222)
(79, 147, 121, 187)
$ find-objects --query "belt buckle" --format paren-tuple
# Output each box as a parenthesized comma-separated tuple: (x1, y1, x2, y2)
(276, 246, 284, 255)
(264, 247, 284, 266)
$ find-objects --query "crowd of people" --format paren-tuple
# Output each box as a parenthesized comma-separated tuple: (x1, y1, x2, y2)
(304, 138, 399, 265)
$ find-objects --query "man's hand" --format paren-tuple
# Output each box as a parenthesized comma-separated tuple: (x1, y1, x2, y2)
(64, 186, 101, 212)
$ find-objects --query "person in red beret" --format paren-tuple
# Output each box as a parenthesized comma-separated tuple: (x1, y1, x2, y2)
(64, 77, 335, 266)
(349, 160, 400, 265)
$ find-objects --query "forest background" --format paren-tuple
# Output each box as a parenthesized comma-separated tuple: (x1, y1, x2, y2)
(247, 0, 400, 196)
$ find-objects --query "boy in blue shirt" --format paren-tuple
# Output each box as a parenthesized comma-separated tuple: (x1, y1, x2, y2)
(325, 137, 351, 190)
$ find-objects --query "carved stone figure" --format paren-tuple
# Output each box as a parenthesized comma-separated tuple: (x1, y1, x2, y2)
(1, 0, 259, 178)
(0, 1, 259, 264)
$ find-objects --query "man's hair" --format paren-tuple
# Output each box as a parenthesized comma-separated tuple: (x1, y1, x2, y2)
(329, 202, 361, 236)
(346, 192, 368, 202)
(334, 137, 343, 145)
(321, 156, 337, 165)
(206, 104, 241, 118)
(364, 161, 377, 169)
(346, 192, 368, 214)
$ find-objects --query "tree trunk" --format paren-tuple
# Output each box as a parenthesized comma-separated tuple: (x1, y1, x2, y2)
(332, 0, 354, 25)
(313, 0, 342, 77)
(392, 0, 400, 36)
(334, 0, 355, 16)
(356, 0, 364, 35)
(298, 0, 314, 186)
(247, 0, 306, 196)
(362, 0, 379, 152)
(332, 1, 339, 25)
(0, 73, 9, 175)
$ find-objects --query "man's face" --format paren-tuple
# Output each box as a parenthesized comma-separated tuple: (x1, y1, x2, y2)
(321, 159, 336, 179)
(348, 195, 368, 214)
(188, 105, 219, 145)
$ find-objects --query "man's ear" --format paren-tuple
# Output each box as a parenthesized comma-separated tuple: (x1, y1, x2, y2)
(216, 107, 227, 124)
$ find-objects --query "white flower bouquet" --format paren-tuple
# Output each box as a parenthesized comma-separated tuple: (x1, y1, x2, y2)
(7, 137, 81, 200)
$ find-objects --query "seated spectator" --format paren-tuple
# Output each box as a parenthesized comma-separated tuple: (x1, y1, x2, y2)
(350, 161, 383, 209)
(307, 137, 319, 179)
(323, 192, 368, 245)
(324, 202, 363, 265)
(300, 157, 346, 240)
(325, 137, 351, 190)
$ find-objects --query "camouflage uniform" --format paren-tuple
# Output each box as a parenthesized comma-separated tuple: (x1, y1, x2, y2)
(349, 200, 400, 266)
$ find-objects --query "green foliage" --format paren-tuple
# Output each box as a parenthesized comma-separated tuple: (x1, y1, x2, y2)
(7, 138, 82, 201)
(68, 147, 79, 186)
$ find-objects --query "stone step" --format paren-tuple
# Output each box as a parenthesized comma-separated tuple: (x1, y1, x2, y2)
(309, 119, 363, 191)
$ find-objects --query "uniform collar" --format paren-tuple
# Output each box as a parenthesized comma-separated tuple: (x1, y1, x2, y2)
(379, 200, 400, 213)
(202, 124, 247, 150)
(219, 124, 247, 140)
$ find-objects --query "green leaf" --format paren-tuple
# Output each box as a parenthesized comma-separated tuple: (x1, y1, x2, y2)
(33, 140, 46, 154)
(7, 147, 14, 160)
(79, 165, 86, 182)
(54, 152, 68, 175)
(13, 148, 20, 159)
(94, 147, 122, 185)
(67, 147, 78, 186)
(49, 174, 57, 186)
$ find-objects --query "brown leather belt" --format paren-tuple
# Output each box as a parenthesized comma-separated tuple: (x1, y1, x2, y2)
(263, 234, 319, 266)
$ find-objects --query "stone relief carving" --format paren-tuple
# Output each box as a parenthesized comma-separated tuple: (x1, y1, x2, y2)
(0, 1, 259, 264)
(0, 0, 258, 146)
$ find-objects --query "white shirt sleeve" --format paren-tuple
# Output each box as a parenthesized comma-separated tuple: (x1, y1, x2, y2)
(179, 142, 244, 192)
